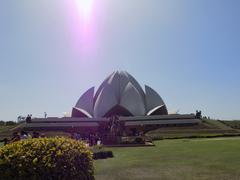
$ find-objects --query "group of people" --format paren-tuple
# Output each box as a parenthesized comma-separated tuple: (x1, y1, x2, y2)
(71, 132, 102, 147)
(1, 131, 102, 147)
(25, 114, 32, 123)
(0, 131, 44, 146)
(196, 110, 202, 119)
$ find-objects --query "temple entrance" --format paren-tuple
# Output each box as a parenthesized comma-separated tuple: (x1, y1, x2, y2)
(99, 116, 125, 144)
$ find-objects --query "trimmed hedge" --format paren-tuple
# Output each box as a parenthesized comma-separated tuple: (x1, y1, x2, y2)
(134, 137, 145, 144)
(0, 137, 94, 180)
(151, 133, 240, 141)
(93, 151, 114, 160)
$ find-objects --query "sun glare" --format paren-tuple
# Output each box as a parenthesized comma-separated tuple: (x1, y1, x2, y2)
(66, 0, 98, 58)
(75, 0, 94, 21)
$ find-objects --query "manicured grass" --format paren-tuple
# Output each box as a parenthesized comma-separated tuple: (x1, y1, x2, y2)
(147, 132, 240, 140)
(0, 125, 17, 133)
(221, 120, 240, 129)
(203, 119, 233, 130)
(0, 125, 20, 139)
(95, 138, 240, 180)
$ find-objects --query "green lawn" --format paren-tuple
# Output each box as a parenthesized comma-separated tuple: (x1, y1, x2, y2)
(95, 138, 240, 180)
(222, 120, 240, 129)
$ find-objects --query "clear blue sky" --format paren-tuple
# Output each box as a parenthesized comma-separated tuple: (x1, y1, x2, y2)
(0, 0, 240, 121)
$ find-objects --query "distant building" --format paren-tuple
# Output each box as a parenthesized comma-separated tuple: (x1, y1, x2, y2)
(22, 71, 201, 140)
(72, 71, 168, 118)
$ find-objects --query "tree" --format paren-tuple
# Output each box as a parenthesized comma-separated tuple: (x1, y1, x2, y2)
(5, 121, 16, 126)
(0, 121, 5, 126)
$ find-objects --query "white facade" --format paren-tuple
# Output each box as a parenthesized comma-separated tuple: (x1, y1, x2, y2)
(72, 71, 168, 118)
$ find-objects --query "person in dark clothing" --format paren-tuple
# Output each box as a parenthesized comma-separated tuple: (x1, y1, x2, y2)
(44, 112, 47, 118)
(11, 132, 20, 143)
(26, 114, 32, 123)
(32, 132, 40, 138)
(20, 131, 29, 140)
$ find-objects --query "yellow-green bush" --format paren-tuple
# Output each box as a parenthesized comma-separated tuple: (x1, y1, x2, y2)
(0, 137, 94, 180)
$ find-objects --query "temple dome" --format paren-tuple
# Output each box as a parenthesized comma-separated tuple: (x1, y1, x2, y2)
(72, 71, 168, 118)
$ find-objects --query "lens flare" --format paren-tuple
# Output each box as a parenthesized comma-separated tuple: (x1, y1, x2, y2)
(65, 0, 99, 61)
(75, 0, 94, 22)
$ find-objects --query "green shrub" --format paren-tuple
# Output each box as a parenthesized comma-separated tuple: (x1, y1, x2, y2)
(106, 151, 114, 158)
(93, 151, 114, 160)
(0, 137, 94, 180)
(134, 137, 145, 144)
(5, 121, 16, 126)
(0, 121, 5, 126)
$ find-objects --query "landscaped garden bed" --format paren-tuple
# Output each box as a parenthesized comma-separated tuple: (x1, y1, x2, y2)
(0, 137, 94, 180)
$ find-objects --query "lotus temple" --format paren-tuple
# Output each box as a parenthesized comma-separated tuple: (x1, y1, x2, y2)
(22, 71, 201, 140)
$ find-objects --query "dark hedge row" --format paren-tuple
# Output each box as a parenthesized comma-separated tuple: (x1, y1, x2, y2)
(151, 133, 240, 141)
(93, 151, 114, 160)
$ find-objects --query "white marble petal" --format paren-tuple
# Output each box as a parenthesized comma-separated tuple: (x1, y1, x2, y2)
(145, 85, 166, 113)
(120, 82, 146, 116)
(94, 84, 118, 117)
(72, 107, 93, 118)
(125, 72, 146, 104)
(119, 71, 131, 95)
(74, 71, 168, 118)
(75, 87, 94, 115)
(94, 71, 115, 103)
(147, 105, 167, 116)
(107, 71, 120, 101)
